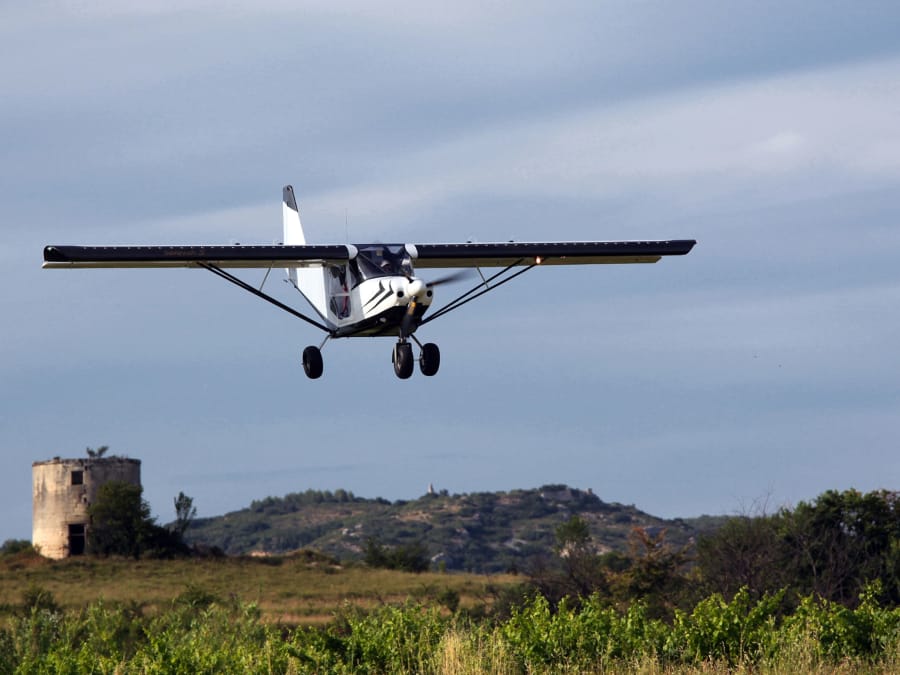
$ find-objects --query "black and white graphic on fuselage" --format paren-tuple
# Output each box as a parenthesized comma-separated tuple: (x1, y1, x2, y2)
(42, 185, 696, 379)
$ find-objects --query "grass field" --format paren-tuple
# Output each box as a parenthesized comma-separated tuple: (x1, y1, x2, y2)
(0, 550, 518, 625)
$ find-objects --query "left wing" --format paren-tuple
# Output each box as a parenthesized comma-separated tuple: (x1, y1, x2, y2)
(42, 244, 353, 269)
(408, 240, 696, 268)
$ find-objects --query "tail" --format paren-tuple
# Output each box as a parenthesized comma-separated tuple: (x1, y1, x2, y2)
(282, 185, 332, 327)
(282, 185, 306, 246)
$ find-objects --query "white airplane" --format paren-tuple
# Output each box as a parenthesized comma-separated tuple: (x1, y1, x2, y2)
(43, 185, 696, 379)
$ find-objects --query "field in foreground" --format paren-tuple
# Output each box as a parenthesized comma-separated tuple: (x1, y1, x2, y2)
(0, 550, 515, 625)
(3, 586, 900, 674)
(4, 551, 900, 673)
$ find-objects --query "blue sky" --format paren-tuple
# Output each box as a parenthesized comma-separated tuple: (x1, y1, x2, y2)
(3, 2, 900, 542)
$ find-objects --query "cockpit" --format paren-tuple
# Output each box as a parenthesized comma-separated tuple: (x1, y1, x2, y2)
(353, 244, 414, 281)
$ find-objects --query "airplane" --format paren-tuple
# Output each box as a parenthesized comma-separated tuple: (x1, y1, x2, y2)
(43, 185, 696, 379)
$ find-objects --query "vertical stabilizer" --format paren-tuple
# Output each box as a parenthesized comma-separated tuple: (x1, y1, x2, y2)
(282, 185, 306, 246)
(282, 185, 332, 327)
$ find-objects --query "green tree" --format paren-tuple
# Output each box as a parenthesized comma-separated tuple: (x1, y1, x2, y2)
(528, 515, 609, 606)
(782, 489, 900, 605)
(696, 514, 789, 601)
(88, 481, 155, 558)
(615, 527, 691, 619)
(173, 492, 197, 537)
(363, 537, 430, 572)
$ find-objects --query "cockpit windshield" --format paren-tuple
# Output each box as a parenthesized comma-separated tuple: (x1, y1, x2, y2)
(354, 245, 414, 280)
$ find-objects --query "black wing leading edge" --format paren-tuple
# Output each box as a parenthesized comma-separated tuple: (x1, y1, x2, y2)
(409, 240, 696, 268)
(42, 244, 353, 269)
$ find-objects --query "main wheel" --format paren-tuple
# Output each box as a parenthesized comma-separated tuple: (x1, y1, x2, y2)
(393, 342, 414, 379)
(302, 345, 324, 379)
(419, 343, 440, 376)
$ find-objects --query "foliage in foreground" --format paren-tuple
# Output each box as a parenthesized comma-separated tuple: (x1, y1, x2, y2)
(3, 584, 900, 674)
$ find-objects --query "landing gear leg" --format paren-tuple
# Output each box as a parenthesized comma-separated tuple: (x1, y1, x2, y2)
(393, 341, 414, 379)
(419, 342, 440, 376)
(302, 345, 324, 379)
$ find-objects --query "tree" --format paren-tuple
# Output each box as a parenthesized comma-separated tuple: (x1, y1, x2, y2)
(173, 492, 197, 537)
(88, 481, 155, 558)
(363, 537, 430, 573)
(615, 527, 691, 619)
(696, 514, 789, 601)
(528, 515, 609, 607)
(86, 445, 109, 459)
(697, 489, 900, 608)
(782, 489, 900, 605)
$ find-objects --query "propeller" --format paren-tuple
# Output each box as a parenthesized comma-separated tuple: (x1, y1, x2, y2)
(400, 270, 473, 338)
(425, 270, 472, 288)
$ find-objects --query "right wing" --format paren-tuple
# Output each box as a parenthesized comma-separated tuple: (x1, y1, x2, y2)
(408, 239, 696, 268)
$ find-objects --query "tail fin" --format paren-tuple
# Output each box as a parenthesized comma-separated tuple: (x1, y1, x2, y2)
(282, 185, 333, 327)
(282, 185, 306, 245)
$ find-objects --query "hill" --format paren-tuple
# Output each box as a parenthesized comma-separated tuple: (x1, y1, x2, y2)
(185, 485, 720, 573)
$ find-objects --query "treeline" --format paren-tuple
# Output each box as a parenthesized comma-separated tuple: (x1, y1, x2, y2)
(698, 488, 900, 606)
(248, 489, 383, 515)
(526, 488, 900, 620)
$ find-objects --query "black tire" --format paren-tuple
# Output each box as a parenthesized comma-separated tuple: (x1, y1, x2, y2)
(393, 342, 414, 379)
(302, 346, 324, 379)
(419, 343, 440, 376)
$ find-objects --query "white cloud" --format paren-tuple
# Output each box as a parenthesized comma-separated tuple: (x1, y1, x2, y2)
(258, 56, 900, 236)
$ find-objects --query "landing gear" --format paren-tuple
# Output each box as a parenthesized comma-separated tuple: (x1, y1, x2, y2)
(302, 345, 323, 379)
(391, 340, 441, 378)
(393, 342, 414, 379)
(419, 342, 440, 376)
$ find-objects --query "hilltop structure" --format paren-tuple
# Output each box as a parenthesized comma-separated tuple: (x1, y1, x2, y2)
(32, 456, 141, 559)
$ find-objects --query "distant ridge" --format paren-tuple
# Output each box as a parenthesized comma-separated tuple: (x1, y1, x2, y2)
(185, 485, 724, 573)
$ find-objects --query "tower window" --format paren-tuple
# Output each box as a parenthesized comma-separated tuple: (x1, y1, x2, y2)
(71, 470, 83, 486)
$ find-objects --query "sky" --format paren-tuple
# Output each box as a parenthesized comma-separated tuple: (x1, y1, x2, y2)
(2, 1, 900, 542)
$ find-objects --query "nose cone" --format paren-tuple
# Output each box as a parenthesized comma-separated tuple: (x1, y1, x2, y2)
(407, 279, 426, 298)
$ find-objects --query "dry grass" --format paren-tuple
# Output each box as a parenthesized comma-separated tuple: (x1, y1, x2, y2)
(0, 550, 517, 624)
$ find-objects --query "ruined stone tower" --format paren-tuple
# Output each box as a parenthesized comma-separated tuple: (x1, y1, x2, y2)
(32, 456, 141, 559)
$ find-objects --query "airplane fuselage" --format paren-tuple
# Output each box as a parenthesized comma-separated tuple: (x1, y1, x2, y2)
(328, 273, 433, 337)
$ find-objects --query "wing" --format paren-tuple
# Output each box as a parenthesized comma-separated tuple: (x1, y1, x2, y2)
(42, 244, 353, 269)
(408, 240, 696, 268)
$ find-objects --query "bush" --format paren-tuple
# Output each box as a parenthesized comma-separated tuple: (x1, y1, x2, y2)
(363, 538, 430, 573)
(0, 540, 34, 556)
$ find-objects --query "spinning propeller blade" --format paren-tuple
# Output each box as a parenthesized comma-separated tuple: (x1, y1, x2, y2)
(426, 270, 472, 287)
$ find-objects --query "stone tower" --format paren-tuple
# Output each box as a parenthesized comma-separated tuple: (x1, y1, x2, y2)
(32, 456, 141, 559)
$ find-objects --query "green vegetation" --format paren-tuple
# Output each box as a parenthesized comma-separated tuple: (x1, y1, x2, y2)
(88, 482, 188, 559)
(363, 537, 431, 573)
(6, 486, 900, 671)
(696, 488, 900, 606)
(2, 585, 899, 673)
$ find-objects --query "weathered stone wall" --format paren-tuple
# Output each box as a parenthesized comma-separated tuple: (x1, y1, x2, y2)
(32, 457, 141, 559)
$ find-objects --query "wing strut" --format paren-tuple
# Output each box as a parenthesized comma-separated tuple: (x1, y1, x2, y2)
(420, 259, 537, 326)
(199, 263, 332, 333)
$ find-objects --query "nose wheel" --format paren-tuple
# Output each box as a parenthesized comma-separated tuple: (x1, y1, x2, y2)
(393, 342, 414, 379)
(392, 340, 440, 378)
